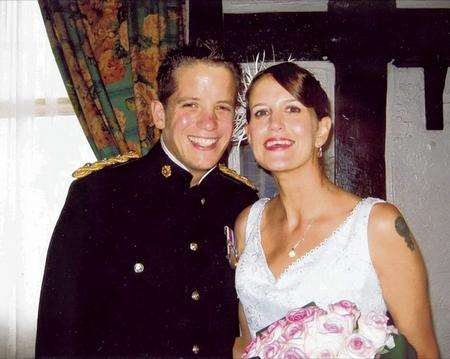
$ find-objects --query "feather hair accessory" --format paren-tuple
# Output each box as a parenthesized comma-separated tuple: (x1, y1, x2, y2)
(232, 52, 267, 145)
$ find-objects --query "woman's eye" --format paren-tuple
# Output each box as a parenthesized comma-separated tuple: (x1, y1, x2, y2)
(254, 109, 269, 118)
(286, 105, 301, 113)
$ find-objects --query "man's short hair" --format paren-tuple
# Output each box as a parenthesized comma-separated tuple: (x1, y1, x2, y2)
(157, 44, 242, 106)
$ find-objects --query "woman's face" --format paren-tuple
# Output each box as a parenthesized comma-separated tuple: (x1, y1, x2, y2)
(247, 75, 325, 174)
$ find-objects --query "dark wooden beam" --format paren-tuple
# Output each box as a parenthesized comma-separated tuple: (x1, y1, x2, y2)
(188, 0, 223, 45)
(333, 62, 387, 198)
(223, 12, 329, 61)
(424, 65, 446, 130)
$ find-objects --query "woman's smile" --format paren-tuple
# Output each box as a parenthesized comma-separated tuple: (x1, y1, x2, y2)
(264, 137, 295, 151)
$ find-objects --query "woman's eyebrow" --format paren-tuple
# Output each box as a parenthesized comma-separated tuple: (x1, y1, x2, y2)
(251, 102, 267, 108)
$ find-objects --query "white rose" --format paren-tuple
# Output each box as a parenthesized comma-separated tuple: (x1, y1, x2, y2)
(304, 331, 346, 358)
(358, 312, 392, 349)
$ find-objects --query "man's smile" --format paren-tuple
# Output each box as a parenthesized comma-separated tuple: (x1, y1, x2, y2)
(188, 135, 219, 149)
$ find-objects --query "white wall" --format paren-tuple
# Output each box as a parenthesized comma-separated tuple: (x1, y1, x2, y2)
(386, 64, 450, 353)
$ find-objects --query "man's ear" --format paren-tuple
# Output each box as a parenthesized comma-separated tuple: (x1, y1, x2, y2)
(244, 124, 251, 144)
(315, 116, 332, 148)
(151, 101, 166, 130)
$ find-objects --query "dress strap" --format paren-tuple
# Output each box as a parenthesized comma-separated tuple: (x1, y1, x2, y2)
(245, 198, 270, 246)
(355, 197, 387, 254)
(360, 197, 386, 226)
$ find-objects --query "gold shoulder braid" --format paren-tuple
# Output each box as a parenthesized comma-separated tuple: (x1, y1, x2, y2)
(218, 164, 257, 191)
(72, 151, 140, 179)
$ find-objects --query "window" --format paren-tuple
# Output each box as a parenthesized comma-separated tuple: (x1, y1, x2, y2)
(0, 2, 94, 357)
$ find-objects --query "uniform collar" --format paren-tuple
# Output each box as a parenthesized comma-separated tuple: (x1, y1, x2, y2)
(160, 138, 216, 186)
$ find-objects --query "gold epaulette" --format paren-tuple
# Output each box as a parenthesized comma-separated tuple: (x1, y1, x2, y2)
(218, 164, 257, 191)
(72, 151, 140, 179)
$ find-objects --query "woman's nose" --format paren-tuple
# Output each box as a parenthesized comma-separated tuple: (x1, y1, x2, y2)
(268, 112, 283, 131)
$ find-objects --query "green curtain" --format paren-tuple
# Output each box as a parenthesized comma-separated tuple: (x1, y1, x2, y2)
(39, 0, 185, 159)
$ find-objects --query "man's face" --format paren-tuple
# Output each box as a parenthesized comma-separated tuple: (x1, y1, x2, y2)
(154, 62, 236, 184)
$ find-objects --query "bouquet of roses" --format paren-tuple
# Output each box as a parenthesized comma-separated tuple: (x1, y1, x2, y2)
(243, 300, 416, 359)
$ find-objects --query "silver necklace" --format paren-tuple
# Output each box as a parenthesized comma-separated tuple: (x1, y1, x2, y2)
(288, 220, 314, 258)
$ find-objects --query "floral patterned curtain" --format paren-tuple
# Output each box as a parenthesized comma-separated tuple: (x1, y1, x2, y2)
(38, 0, 185, 159)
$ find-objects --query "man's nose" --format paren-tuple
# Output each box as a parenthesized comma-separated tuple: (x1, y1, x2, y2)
(198, 110, 218, 131)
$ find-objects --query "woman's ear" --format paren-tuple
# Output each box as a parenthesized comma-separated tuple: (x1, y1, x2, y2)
(151, 101, 166, 130)
(315, 116, 332, 148)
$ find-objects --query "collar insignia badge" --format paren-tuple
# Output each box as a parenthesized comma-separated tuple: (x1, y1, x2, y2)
(161, 164, 171, 178)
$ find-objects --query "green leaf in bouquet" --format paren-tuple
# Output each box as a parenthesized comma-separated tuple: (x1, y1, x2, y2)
(380, 333, 417, 359)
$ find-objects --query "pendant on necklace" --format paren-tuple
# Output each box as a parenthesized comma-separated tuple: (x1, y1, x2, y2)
(288, 249, 296, 258)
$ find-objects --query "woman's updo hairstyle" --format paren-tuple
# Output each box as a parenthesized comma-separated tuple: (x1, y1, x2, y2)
(246, 62, 330, 121)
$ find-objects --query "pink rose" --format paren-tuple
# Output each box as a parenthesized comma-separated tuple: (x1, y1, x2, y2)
(280, 344, 309, 359)
(328, 300, 360, 325)
(316, 312, 355, 336)
(309, 349, 337, 359)
(358, 312, 393, 350)
(338, 334, 377, 358)
(260, 319, 285, 340)
(259, 341, 283, 358)
(243, 334, 268, 359)
(259, 322, 284, 347)
(286, 306, 326, 325)
(242, 339, 257, 358)
(282, 321, 305, 341)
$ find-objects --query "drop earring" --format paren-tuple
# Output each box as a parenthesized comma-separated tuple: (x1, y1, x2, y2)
(318, 146, 323, 158)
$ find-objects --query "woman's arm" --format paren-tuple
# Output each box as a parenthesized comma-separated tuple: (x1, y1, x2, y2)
(368, 203, 440, 358)
(233, 302, 252, 358)
(233, 207, 252, 358)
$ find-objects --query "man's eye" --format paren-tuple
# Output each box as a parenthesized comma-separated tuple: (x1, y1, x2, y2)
(182, 102, 198, 108)
(286, 105, 301, 113)
(254, 109, 269, 118)
(217, 105, 232, 112)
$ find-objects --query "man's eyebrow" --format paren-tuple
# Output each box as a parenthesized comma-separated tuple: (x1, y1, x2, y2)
(217, 100, 234, 105)
(176, 97, 200, 103)
(175, 97, 235, 105)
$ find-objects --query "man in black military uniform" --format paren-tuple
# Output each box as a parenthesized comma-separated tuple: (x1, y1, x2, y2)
(35, 45, 258, 358)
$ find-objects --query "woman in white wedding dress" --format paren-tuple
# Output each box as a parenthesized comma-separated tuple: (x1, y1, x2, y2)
(233, 62, 439, 358)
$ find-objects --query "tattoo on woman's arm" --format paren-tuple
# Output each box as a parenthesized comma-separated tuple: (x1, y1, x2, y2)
(395, 216, 415, 251)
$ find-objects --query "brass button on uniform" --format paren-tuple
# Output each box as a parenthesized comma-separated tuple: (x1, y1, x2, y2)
(189, 242, 198, 251)
(192, 345, 200, 354)
(191, 290, 200, 301)
(134, 262, 144, 273)
(200, 197, 206, 205)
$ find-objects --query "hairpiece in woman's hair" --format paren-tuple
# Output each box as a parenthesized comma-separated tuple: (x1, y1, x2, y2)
(196, 38, 221, 57)
(232, 52, 267, 145)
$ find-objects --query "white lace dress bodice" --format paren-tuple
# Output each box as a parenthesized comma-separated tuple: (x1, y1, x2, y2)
(235, 197, 387, 338)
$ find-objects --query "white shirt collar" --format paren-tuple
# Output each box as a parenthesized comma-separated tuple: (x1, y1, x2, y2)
(160, 138, 216, 185)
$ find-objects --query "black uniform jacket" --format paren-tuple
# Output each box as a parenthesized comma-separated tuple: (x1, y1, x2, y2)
(35, 142, 258, 358)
